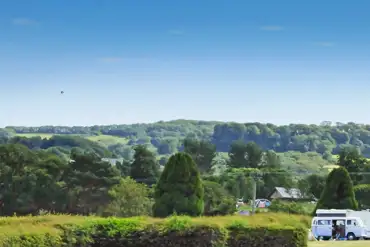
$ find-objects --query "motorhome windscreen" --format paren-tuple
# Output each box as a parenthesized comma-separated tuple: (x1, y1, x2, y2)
(317, 213, 346, 217)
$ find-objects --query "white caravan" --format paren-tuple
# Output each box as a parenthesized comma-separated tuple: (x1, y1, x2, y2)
(311, 209, 370, 240)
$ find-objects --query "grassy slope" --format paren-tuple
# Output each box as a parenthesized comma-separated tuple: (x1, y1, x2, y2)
(15, 133, 129, 146)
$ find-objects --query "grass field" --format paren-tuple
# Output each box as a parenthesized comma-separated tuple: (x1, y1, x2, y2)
(86, 134, 129, 145)
(15, 133, 54, 139)
(15, 133, 129, 146)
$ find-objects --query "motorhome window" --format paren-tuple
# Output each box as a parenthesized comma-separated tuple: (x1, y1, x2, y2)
(346, 220, 352, 225)
(317, 213, 346, 217)
(336, 220, 345, 225)
(318, 220, 330, 225)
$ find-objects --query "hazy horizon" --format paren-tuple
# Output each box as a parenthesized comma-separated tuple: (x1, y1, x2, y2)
(1, 118, 365, 128)
(2, 1, 370, 126)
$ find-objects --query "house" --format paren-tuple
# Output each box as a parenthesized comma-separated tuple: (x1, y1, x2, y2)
(268, 187, 315, 202)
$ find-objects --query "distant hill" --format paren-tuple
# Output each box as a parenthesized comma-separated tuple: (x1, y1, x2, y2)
(3, 120, 369, 155)
(3, 119, 369, 174)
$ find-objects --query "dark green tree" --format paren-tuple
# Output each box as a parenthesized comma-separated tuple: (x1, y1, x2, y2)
(153, 152, 204, 217)
(63, 150, 121, 214)
(203, 180, 236, 216)
(337, 146, 368, 185)
(183, 138, 216, 173)
(314, 167, 358, 212)
(130, 145, 160, 185)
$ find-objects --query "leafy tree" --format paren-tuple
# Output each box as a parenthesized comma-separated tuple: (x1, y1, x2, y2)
(203, 180, 236, 216)
(183, 138, 216, 173)
(306, 174, 326, 199)
(0, 144, 40, 215)
(153, 152, 204, 217)
(264, 150, 281, 168)
(228, 140, 248, 168)
(63, 150, 121, 214)
(314, 167, 358, 212)
(130, 145, 160, 185)
(116, 159, 131, 177)
(102, 177, 153, 217)
(337, 146, 368, 185)
(244, 142, 264, 168)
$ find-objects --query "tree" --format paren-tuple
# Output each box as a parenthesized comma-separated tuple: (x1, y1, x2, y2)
(63, 150, 121, 214)
(337, 146, 368, 185)
(307, 174, 326, 199)
(264, 150, 281, 168)
(228, 141, 263, 169)
(314, 167, 358, 212)
(130, 145, 160, 185)
(0, 144, 40, 215)
(102, 177, 153, 217)
(183, 138, 216, 173)
(153, 152, 204, 217)
(116, 159, 131, 177)
(203, 180, 236, 216)
(228, 140, 248, 168)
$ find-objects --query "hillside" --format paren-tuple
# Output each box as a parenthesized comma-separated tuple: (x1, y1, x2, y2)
(3, 119, 367, 174)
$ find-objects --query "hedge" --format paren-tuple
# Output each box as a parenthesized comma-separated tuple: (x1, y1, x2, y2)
(0, 215, 307, 247)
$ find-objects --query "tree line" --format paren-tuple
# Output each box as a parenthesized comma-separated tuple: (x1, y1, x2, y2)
(3, 120, 370, 158)
(1, 136, 370, 217)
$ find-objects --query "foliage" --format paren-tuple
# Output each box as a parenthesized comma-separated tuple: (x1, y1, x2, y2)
(183, 137, 216, 173)
(337, 146, 370, 185)
(0, 214, 308, 247)
(314, 167, 358, 212)
(102, 177, 153, 217)
(268, 200, 315, 215)
(130, 145, 160, 185)
(6, 120, 370, 159)
(202, 180, 236, 216)
(298, 174, 326, 199)
(354, 184, 370, 209)
(153, 152, 204, 217)
(0, 144, 120, 216)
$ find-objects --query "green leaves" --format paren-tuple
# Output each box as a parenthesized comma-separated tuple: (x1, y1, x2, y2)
(153, 152, 204, 217)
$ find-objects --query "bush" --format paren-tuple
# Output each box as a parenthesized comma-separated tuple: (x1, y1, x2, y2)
(153, 152, 204, 217)
(314, 166, 358, 213)
(0, 215, 308, 247)
(227, 221, 307, 247)
(268, 200, 314, 215)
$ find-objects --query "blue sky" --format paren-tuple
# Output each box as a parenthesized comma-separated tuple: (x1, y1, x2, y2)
(1, 0, 370, 127)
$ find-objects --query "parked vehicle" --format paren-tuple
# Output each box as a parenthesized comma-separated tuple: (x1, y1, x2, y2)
(312, 209, 370, 240)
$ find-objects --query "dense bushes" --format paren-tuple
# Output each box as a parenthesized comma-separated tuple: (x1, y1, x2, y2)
(0, 214, 308, 247)
(268, 200, 315, 216)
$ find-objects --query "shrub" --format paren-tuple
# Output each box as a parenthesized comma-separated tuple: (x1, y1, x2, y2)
(0, 214, 308, 247)
(203, 180, 236, 216)
(314, 166, 358, 213)
(227, 224, 307, 247)
(268, 200, 313, 215)
(153, 152, 204, 217)
(0, 233, 62, 247)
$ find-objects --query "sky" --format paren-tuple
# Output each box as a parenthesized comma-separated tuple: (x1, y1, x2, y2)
(1, 0, 370, 127)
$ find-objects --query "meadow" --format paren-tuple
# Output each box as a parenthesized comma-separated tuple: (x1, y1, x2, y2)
(15, 133, 129, 146)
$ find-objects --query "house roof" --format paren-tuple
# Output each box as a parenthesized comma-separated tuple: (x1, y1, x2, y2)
(273, 187, 307, 199)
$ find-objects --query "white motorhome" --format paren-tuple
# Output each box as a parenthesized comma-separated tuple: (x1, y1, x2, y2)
(312, 209, 370, 240)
